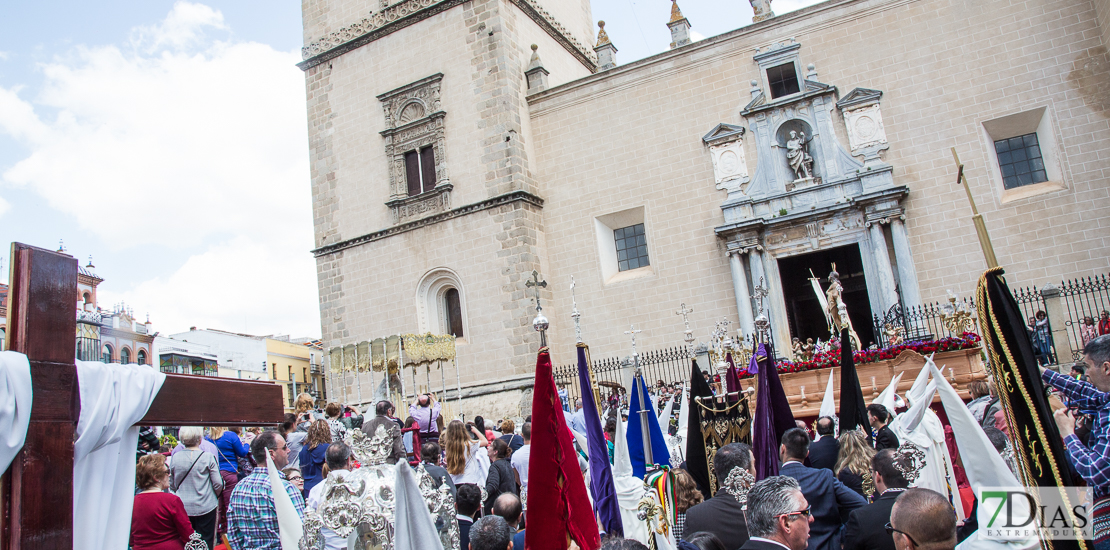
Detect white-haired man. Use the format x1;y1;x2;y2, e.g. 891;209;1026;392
740;476;812;550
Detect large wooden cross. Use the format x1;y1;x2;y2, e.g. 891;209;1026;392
1;243;284;550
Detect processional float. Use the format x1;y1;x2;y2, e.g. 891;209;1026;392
327;332;463;418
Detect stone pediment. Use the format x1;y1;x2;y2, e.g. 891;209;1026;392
741;80;836;116
836;88;883;110
702;123;746;146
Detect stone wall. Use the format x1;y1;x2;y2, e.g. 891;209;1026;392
526;0;1110;363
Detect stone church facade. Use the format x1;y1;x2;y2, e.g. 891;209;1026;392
301;0;1110;416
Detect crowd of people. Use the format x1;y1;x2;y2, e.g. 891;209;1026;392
127;334;1110;550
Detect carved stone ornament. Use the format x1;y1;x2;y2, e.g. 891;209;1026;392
702;123;749;196
300;429;460;550
378;74;452;222
836;88;888;165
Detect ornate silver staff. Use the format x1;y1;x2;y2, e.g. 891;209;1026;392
571;276;583;344
626;324;653;467
527;270;549;347
676;303;695;359
752;277;771;344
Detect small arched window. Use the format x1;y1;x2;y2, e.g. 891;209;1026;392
416;268;468;339
120;347;131;365
137;349;147;366
444;288;464;338
83;292;91;305
102;344;114;363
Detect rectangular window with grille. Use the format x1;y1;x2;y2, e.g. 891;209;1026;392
994;133;1048;189
767;62;800;99
615;223;649;272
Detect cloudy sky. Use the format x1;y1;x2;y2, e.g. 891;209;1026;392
0;0;820;339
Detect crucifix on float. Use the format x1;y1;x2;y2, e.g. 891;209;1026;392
2;243;283;550
675;303;695;358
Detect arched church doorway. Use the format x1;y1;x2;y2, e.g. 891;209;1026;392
777;243;876;348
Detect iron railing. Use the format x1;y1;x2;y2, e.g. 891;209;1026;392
1061;274;1110;362
870;298;978;348
553;346;693;403
76;336;101;362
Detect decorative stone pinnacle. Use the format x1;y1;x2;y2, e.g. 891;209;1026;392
525;44;550;92
596;21;611;47
669;0;687;23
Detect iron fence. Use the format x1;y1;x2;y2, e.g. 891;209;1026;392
1011;284;1056;365
870;298;978;348
1061;274;1110;362
553;345;693;403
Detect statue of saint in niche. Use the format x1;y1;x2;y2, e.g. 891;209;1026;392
786;130;814;180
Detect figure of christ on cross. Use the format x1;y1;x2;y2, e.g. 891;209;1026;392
1;243;284;550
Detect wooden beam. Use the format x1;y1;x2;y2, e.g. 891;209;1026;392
139;374;284;427
2;243;80;550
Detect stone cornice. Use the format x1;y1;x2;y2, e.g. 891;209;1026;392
312;190;545;257
713;184;908;237
506;0;596;70
298;0;596;72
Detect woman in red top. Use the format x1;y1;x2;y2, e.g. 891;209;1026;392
131;454;194;550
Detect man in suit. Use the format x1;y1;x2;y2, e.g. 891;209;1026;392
740;476;812;550
808;417;839;472
779;427;867;550
842;449;908;550
492;493;526;549
456;484;482;550
867;404;900;451
683;442;755;549
889;489;957;550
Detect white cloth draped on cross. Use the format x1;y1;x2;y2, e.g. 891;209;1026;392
73;360;166;550
0;351;33;475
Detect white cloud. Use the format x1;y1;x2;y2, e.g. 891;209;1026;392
130;1;228;52
0;52;10;61
97;236;320;337
0;3;320;337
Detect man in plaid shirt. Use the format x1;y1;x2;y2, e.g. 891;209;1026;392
1045;334;1110;549
227;431;305;550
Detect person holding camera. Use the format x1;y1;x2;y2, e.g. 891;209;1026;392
409;393;444;443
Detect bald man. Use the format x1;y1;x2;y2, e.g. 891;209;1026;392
888;488;957;550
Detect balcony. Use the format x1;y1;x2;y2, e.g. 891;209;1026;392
76;309;102;324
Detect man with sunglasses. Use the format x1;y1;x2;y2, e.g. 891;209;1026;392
842;449;908;550
741;476;812;550
778;427;866;550
886;488;957;550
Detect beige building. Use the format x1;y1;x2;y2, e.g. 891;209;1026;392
301;0;1110;418
267;337;328;411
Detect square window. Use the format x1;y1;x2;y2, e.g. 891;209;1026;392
614;223;650;272
767;62;801;99
994;132;1049;190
